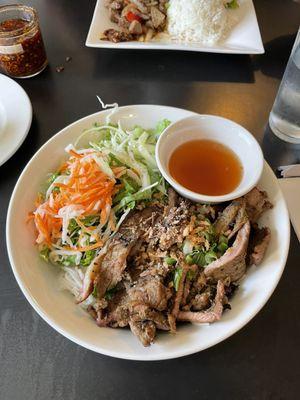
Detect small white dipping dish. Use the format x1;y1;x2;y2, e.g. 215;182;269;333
156;115;264;204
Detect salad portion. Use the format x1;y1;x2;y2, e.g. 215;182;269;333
30;118;170;269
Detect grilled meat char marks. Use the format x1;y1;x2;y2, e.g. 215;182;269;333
178;280;226;324
95;241;131;299
247;224;271;266
244;187;273;223
129;320;156;347
149;189;191;251
85;187;272;346
214;199;248;240
128;276;172;311
204;221;251;283
79;207;159;302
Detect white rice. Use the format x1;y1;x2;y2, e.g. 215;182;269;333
167;0;231;45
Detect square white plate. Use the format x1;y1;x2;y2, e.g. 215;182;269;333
86;0;264;54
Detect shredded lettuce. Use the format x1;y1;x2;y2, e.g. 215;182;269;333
38;118;170;269
87;119;170;196
81;250;96;267
37;113;232;290
59;255;77;266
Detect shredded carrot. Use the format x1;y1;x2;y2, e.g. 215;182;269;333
64;240;103;252
75;217;97;234
26;212;35;223
69;149;82;158
112;166;126;174
34;193;44;208
32;149;116;250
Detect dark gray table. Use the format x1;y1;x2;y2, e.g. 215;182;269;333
1;1;300;399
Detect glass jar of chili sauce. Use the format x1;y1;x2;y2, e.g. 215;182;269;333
0;5;47;78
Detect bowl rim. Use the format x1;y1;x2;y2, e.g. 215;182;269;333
156;114;264;203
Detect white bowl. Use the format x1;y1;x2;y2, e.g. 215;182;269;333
156;115;264;204
6;105;289;361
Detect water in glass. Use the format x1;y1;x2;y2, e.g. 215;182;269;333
269;29;300;143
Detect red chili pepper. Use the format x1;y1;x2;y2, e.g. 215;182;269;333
126;11;142;22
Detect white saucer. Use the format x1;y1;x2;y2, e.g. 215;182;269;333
0;74;32;166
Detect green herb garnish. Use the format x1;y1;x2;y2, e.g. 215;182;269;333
92;285;98;297
187;269;196;280
217;242;228;254
173;268;183;291
165;257;177;266
39;246;50;262
81;250;96;267
225;0;239;9
105;287;117;300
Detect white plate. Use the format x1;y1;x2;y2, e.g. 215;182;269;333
86;0;264;54
0;74;32;166
6;105;289;361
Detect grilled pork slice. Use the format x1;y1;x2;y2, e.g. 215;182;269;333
244;187;273;223
128;276;172;311
79;208;159;302
247;224;271;266
129;320;156;347
214;199;248;239
177;280;225;324
204;221;251;282
149;189;190;251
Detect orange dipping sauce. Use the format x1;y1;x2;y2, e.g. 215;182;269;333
169;139;243;196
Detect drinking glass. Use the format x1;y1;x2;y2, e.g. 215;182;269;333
269;28;300;143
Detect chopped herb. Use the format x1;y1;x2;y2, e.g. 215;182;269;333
192;251;206;267
173;267;183;291
203;223;215;243
185;254;194;265
187;269;196;280
186;244;218;268
68;218;79;233
67;219;81;244
217;234;229;254
82;215;99;226
59;255;77;266
81;250;96;267
225;0;239;9
105;287;117;300
217;242;228;254
219;234;228;245
92;285;98;297
47;172;59;185
165;257;177;266
39;246;50;262
204;250;218;265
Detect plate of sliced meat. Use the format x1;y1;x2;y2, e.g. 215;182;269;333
86;0;264;54
6;105;289;360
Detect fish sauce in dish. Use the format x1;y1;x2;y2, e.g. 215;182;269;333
169;139;243;196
